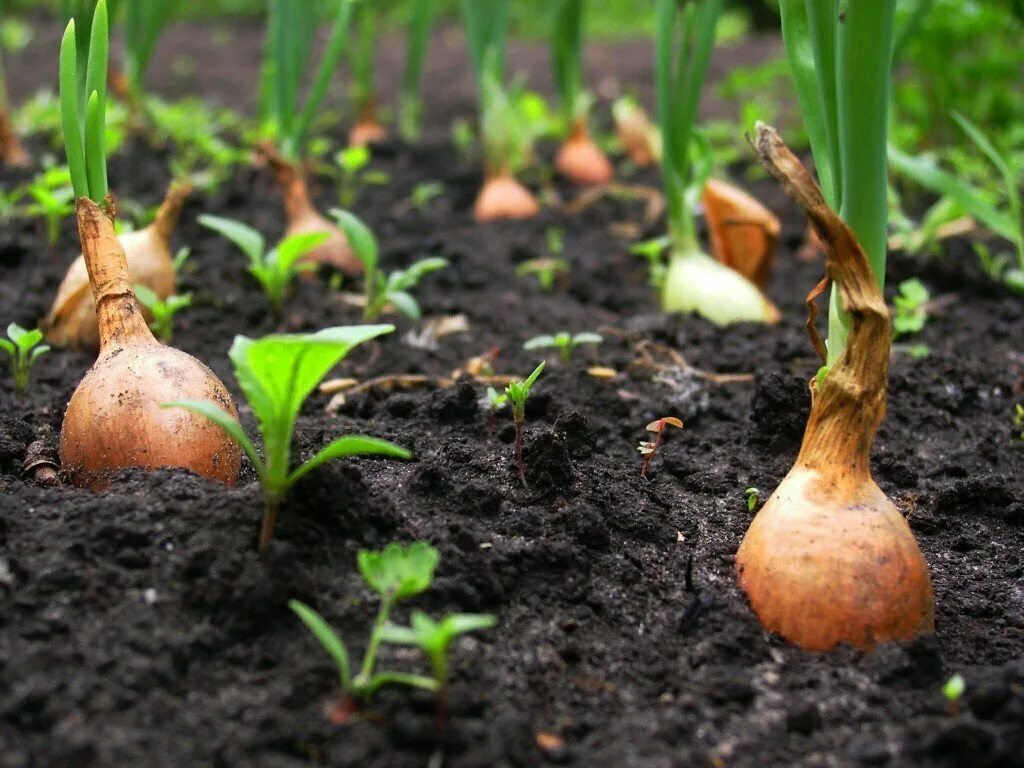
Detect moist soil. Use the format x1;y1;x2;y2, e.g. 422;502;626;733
2;18;1023;768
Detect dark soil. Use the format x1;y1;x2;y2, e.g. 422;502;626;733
2;18;1023;768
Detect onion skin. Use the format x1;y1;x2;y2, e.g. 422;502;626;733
349;102;387;147
473;172;540;222
44;183;190;350
264;146;361;276
555;120;614;186
0;108;30;168
736;125;933;652
59;198;241;490
702;178;779;288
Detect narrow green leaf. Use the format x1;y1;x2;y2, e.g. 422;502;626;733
385;290;420;320
289;600;352;690
288;435;412;485
161;399;264;477
60;19;89;200
198;214;265;265
330;209;378;273
84;90;107;203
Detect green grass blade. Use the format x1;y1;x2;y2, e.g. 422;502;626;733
59;20;89;200
294;0;354;154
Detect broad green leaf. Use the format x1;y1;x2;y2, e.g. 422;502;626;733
330;209;377;274
0;339;14;356
199;214;265;265
133;283;158;309
275;231;331;272
161;399;263;476
572;332;603;345
386;290;420;320
358;541;439;601
391;257;448;291
523;335;556;350
289;600;352;690
288;435;411;485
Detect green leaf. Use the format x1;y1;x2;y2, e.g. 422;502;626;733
523;361;545;389
274;231;331;272
199;214;266;265
160;399;263;477
523;335;557;350
439;612;497;638
572;332;603;346
391;258;448;291
59;21;88;200
288;435;411;485
338;145;370;172
133;282;158;309
377;623;420;645
358;541;439;601
0;339;14;357
289;600;352;691
385;290;420;320
330;209;377;274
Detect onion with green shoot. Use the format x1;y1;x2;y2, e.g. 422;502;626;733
260;0;360;275
348;1;386;147
461;0;540;221
654;0;778;325
55;0;241;489
736;1;934;652
550;0;613;186
399;0;434;143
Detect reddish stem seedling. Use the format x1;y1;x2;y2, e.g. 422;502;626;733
638;417;683;478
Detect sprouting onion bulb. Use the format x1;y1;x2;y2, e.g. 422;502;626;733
654;0;777;325
44;182;191;349
348;2;387;147
57;3;240;490
737;126;933;651
551;0;613;186
702;178;780;289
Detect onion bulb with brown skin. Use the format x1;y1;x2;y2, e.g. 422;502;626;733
258;142;362;277
59;197;241;490
43;182;191;350
612;96;660;167
348;101;387;148
702;178;780;289
555;119;613;186
473;170;540;222
735;125;933;652
0;108;30;168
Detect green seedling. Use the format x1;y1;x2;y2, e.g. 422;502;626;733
892;278;930;339
515;258;569;292
331;209;447;321
0;323;50;396
400;0;434;142
942;672;966;713
638;416;683;478
289;542;440;715
450;117;475;159
409;181;445;211
745;487;760;513
23;167;75;245
172;245;191;275
505;362;545;487
133;284;191;343
198;214;325;318
1014;404;1023;441
163;326;410;552
523;331;602;363
545;226;565;255
335;145;390;208
484;385;508;440
630;236;671;290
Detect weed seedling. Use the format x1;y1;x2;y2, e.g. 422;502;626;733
892;278;930;339
744;487;760;513
409;181;445;211
942;672;966;714
289;542;441;715
198;214;327;318
332;209;447;321
638;417;683;478
164;326;411;552
1014;404;1023;441
505;362;545;487
523;331;602;363
0;323;49;396
630;236;671;290
335;145;390;208
515;258;569;292
484;385;508;440
24;170;75;246
133;284;192;343
171;246;191;275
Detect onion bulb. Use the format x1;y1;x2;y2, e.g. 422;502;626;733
736;125;933;652
702;178;780;289
473;171;540;222
59;198;241;490
0;109;31;168
261;144;361;276
44;182;190;350
349;102;387;148
661;249;780;325
612;97;661;167
555;119;613;186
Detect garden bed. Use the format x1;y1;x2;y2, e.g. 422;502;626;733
1;19;1022;768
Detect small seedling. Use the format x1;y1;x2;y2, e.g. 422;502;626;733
198;214;326;318
630;236;670;290
164;326;410;552
892;278;931;339
171;246;191;275
515;258;569;292
1014;404;1023;441
942;672;966;713
744;487;760;513
332;209;447;321
23;168;75;245
335;145;390;208
545;226;565;255
450;117;475;159
524;331;602;364
505;362;545;487
638;417;683;478
289;542;440;711
0;323;50;396
484;385;508;440
133;284;192;343
409;181;445;211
